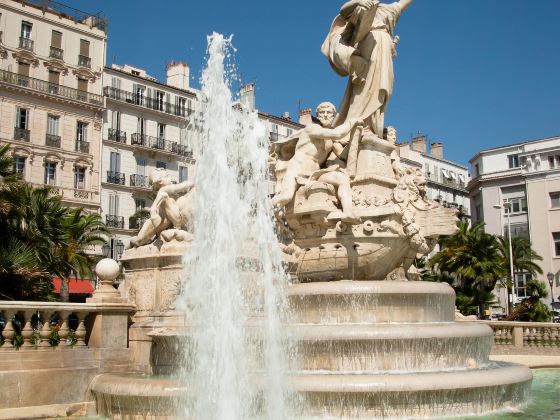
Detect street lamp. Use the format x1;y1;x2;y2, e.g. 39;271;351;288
101;239;125;260
494;202;515;316
547;272;555;323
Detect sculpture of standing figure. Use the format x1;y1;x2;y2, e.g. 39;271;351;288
130;168;194;247
322;0;413;138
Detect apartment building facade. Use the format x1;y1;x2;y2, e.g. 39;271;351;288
467;135;560;310
398;134;470;218
101;62;197;249
0;0;106;210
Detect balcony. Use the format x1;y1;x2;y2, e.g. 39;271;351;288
19;37;34;51
14;127;30;142
131;133;193;158
130;174;150;188
49;46;64;60
103;86;193;118
75;140;90;154
45;134;61;148
0;70;103;107
129;217;148;230
106;171;125;185
78;55;91;68
106;215;124;229
108;128;127;144
425;172;466;191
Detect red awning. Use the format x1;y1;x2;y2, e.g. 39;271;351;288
52;278;95;295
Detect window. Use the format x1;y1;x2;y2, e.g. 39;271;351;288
16;108;29;129
505;223;529;240
137;117;146;136
47;115;59;135
135;199;146;211
131;70;140;76
134;84;145;105
475;204;482;222
179;166;188;182
51;30;62;48
111;111;121;131
551;192;560;209
554;232;560;257
503;197;527;214
48;71;60;93
111;76;121;90
515;273;532;299
155;91;165;111
475;163;480;176
44;162;56;185
177;97;187;116
76;121;88;142
109;194;119;216
13;157;25;177
157;123;165;139
74;167;86;189
156;161;166;169
287;128;293;137
17;62;30;85
79;39;90;57
508;154;520;169
551;155;560;169
77;78;88;93
21;21;32;39
136;158;146;176
110;152;121;173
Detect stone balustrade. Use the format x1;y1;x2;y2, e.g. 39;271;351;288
486;321;560;354
0;301;134;351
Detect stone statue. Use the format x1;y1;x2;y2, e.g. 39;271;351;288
271;102;363;223
129;168;194;248
322;0;413;138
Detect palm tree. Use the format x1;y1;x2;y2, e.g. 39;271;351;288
497;235;543;314
429;222;506;317
506;279;551;322
55;208;109;302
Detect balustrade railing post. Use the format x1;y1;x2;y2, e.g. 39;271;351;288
0;310;16;350
513;326;524;348
20;310;35;348
74;312;88;347
38;310;54;349
58;311;71;348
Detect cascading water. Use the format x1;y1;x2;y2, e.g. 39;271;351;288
177;33;289;420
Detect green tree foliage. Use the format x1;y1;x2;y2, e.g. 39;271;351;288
0;146;108;301
507;279;551;322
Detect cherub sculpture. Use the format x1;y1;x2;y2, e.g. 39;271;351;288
129;168;194;247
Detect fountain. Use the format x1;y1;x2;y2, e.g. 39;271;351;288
90;1;532;418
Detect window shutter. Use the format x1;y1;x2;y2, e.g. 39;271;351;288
79;39;90;56
48;71;59;84
18;62;30;76
51;30;62;48
77;78;88;92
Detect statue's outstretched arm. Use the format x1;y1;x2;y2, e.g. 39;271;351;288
307;119;359;140
160;180;194;196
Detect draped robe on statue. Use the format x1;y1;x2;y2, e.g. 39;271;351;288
322;2;405;138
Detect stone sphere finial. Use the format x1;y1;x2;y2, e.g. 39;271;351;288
95;258;120;282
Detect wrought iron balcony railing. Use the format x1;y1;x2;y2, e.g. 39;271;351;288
75;140;90;154
103;86;193;118
49;46;64;60
0;70;103;107
105;215;124;229
14;127;30;142
129;217;148;230
19;37;34;51
108;128;126;144
78;55;91;68
45;134;61;148
106;171;125;185
130;133;193;158
130;174;150;188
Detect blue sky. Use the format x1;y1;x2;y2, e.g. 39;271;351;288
70;0;560;166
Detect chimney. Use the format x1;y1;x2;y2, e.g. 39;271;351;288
282;111;290;120
430;142;444;159
411;134;427;154
299;108;312;126
240;83;256;111
166;61;189;90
